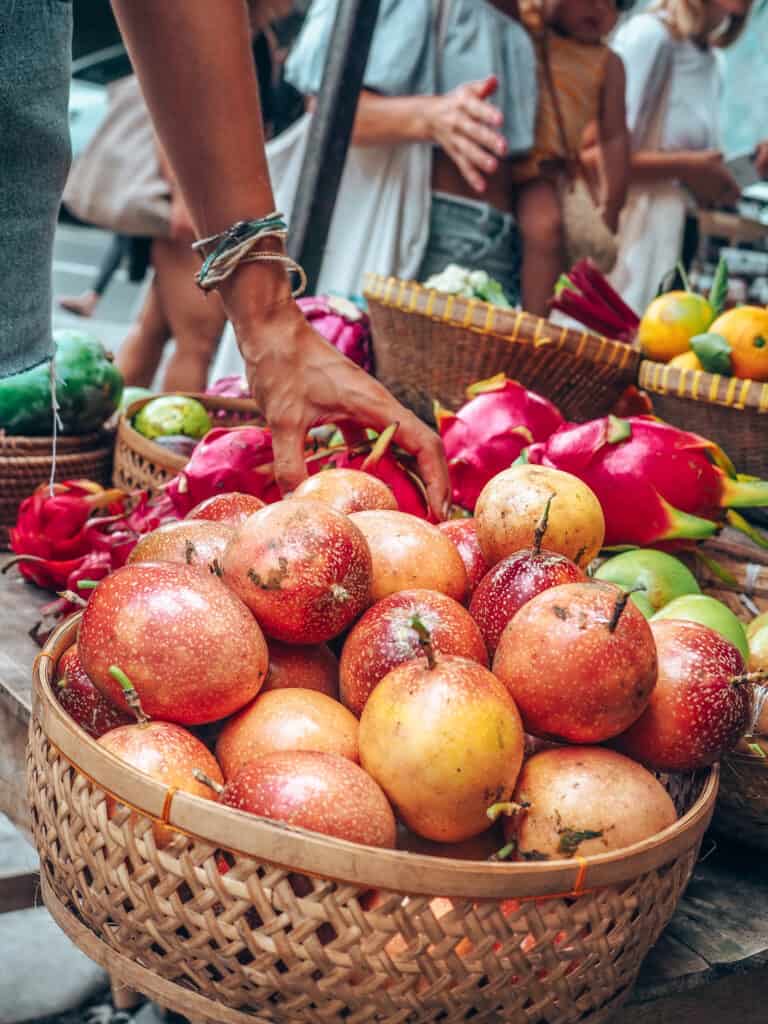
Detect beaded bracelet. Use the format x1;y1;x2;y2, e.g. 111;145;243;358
192;212;307;295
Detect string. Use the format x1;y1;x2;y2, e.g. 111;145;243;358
48;356;62;496
192;213;307;295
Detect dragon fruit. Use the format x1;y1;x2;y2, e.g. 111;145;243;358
316;423;430;519
435;375;564;511
167;425;281;516
297;295;373;372
525;415;768;547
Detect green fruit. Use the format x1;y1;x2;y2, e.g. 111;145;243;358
594;549;700;618
119;386;154;412
651;594;749;662
0;328;123;435
133;395;212;440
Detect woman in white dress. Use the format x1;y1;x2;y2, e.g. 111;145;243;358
608;0;751;315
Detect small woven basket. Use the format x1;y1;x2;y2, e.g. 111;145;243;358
692;532;768;850
112;394;264;492
29;615;717;1024
364;274;640;424
639;360;768;478
0;432;113;549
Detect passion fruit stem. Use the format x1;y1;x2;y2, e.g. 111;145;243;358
108;665;149;726
489;841;516;862
732;670;768;688
409;613;436;669
56;589;89;608
486;801;524;823
533;495;554;556
608;585;645;633
192;768;225;795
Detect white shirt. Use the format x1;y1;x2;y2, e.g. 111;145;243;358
612;13;721;152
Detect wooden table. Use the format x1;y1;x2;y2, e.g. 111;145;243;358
1;570;767;1012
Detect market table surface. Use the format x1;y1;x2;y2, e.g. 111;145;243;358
1;568;767;1013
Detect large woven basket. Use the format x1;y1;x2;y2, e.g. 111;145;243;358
364;274;640;425
0;431;113;549
29;615;717;1024
692;532;768;850
639;360;768;478
113;394;263;492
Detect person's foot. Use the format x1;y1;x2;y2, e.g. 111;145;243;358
58;290;99;318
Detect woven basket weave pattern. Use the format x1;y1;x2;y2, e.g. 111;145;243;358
639;360;768;479
715;755;768;851
364;275;640;425
112;395;264;493
0;432;113;548
28;618;716;1024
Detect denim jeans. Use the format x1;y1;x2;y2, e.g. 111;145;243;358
0;0;73;377
418;192;522;306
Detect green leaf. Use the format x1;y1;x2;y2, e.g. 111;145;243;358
606;415;632;444
708;256;729;318
691;333;732;375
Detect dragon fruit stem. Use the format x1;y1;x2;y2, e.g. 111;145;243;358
658;498;719;542
720;476;768;509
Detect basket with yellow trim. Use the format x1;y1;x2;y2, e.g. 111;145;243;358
639;361;768;480
28;613;718;1024
364;274;641;425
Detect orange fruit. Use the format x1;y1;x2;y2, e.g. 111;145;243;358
668;350;703;371
709;306;768;381
638;291;714;362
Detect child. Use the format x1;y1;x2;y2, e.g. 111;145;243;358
513;0;631;316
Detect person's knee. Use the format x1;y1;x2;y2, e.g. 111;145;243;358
523;198;563;252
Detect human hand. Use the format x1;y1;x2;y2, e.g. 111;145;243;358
601;200;621;234
426;75;507;193
231;299;451;519
755;141;768;180
680;150;741;208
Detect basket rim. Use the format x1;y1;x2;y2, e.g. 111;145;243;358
0;430;110;453
117;392;265;475
34;614;718;899
363;273;641;373
639;358;768;412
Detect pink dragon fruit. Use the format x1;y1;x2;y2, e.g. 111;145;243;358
435;374;564;511
315;423;431;519
525;415;768;547
297;296;373;372
167;426;281;516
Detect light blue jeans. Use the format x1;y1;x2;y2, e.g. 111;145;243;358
0;0;73;377
418;192;521;305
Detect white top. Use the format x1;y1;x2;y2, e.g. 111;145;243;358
611;12;721;152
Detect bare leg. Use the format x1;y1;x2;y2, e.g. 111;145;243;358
516;177;564;318
151;237;226;392
115;279;171;387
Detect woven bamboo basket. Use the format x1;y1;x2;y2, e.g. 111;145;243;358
691;532;768;850
639;360;768;478
112;394;263;492
0;431;113;548
363;274;640;425
29;615;716;1024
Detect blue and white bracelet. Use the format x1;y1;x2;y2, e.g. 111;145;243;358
192;212;307;295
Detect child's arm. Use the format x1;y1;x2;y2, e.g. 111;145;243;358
596;51;629;233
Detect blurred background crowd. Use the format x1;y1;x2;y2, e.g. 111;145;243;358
60;0;768;394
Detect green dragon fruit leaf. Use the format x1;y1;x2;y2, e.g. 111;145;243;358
720;475;768;509
726;510;768;548
708;256;729;318
606;416;632;444
691;333;732;375
658;495;719;542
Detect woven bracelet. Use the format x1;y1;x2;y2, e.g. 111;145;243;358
192;213;307;295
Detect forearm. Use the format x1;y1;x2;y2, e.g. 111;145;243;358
351;90;435;146
629;151;692;185
597;134;629;210
111;1;286;315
